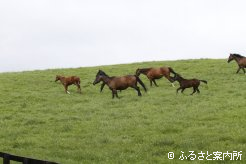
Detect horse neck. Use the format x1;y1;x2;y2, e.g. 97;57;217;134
101;76;111;84
139;68;151;75
176;76;185;84
233;56;242;63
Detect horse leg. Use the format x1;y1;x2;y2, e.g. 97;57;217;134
242;67;246;74
153;79;159;87
111;89;115;99
116;91;119;98
164;75;175;87
111;89;118;99
171;83;175;87
149;79;153;86
132;86;142;96
64;85;67;94
181;88;185;93
236;67;241;73
65;85;70;94
190;87;196;95
113;89;119;99
76;83;81;93
176;87;182;94
100;83;105;92
197;87;200;94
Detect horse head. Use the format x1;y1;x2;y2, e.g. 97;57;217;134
93;70;106;85
135;68;141;76
55;75;61;82
173;73;183;81
227;54;234;63
93;75;104;85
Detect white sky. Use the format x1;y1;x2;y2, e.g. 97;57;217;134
1;0;246;72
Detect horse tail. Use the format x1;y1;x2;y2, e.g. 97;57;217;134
200;80;207;84
135;76;147;92
168;67;177;75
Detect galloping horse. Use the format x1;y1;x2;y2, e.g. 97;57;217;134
227;53;246;74
55;75;81;94
95;70;116;92
135;67;177;87
93;70;147;98
173;74;207;95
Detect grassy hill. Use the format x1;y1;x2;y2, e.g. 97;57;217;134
0;59;245;163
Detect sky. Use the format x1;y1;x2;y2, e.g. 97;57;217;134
1;0;246;72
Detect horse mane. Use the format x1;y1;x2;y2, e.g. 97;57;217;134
232;54;245;58
98;70;109;77
138;68;152;73
176;74;185;80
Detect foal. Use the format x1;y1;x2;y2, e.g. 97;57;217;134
135;67;177;87
55;75;81;94
93;72;147;98
227;53;246;74
173;74;207;95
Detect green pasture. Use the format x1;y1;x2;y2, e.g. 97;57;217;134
0;59;245;163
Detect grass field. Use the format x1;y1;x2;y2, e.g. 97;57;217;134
0;59;245;163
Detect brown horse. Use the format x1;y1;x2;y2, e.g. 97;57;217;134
93;71;147;98
95;70;117;92
55;75;81;94
173;74;207;95
228;53;246;74
135;67;177;87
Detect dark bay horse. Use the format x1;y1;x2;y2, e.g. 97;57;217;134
173;74;207;95
135;67;177;87
227;53;246;74
55;75;81;94
93;70;147;98
95;70;116;92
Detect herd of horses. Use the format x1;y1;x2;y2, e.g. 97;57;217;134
55;54;246;98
